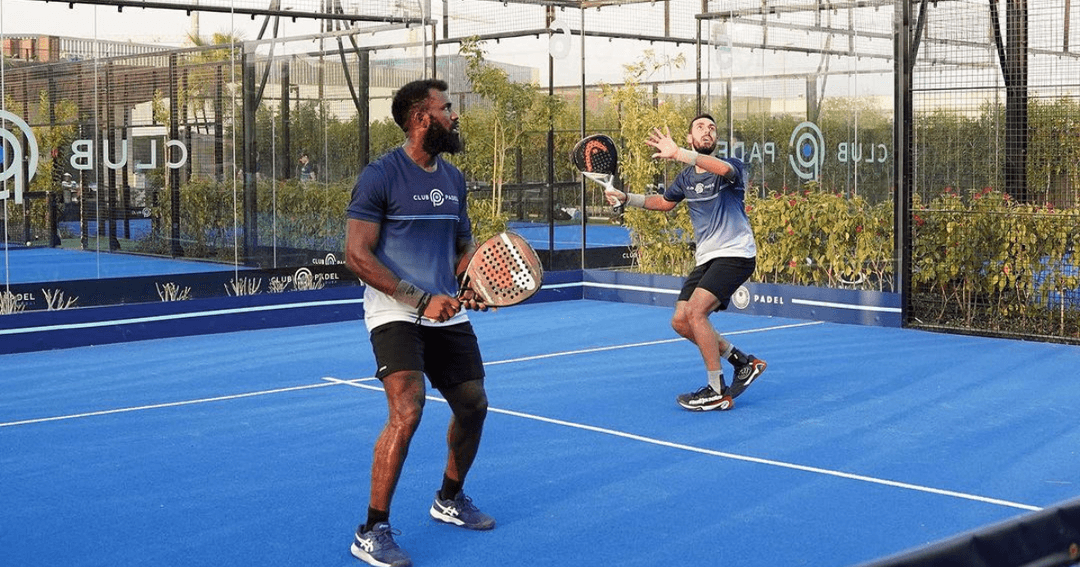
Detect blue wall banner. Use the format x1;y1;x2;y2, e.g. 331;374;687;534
582;270;901;327
1;269;897;354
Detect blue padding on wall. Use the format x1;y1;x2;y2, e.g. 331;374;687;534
0;270;587;354
856;495;1080;567
531;269;584;303
0;287;366;355
1;268;898;354
583;270;901;327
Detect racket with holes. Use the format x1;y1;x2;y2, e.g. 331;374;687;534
570;134;622;213
459;231;543;307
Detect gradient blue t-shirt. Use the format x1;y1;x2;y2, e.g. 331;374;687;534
663;157;757;265
347;147;473;330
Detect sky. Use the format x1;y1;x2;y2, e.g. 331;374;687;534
0;0;744;89
1;0;896;98
1;0;320;46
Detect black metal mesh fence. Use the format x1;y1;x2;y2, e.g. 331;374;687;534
3;0;1080;343
909;0;1080;342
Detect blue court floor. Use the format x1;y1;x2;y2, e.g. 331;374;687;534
1;246;235;284
2;300;1080;566
2;223;628;285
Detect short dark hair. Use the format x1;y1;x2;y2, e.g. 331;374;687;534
391;79;449;132
689;113;716;132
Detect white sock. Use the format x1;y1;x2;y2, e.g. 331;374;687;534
707;369;726;394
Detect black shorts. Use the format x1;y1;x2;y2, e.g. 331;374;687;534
368;321;485;389
678;257;756;312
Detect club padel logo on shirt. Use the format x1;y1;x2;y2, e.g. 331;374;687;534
413;188;459;207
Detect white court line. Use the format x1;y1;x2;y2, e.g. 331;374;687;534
0;322;816;428
486;320;824;365
323;376;1042;513
0;381;353;428
791;297;902;313
583;281;681;294
0;298;366;336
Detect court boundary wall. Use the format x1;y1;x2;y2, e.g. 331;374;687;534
855;496;1080;567
0;269;900;355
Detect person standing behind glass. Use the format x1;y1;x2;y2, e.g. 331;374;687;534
298;152;316;182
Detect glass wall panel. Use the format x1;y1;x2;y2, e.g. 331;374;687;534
2;0;896;320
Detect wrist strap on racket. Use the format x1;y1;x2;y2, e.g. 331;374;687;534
415;292;432;324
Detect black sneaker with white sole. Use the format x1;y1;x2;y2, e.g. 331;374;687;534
726;357;767;399
676;385;734;411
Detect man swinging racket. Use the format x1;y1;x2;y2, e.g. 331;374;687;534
603;113;768;412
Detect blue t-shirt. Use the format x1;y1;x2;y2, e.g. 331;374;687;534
663;157;757;265
347;147;473;330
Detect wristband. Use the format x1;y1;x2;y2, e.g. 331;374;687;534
392;279;427;309
678;148;699;167
625;193;647;209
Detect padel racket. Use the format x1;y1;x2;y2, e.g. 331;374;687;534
460;231;543;307
570;134;622;213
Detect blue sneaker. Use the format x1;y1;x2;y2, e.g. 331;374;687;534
350;522;412;567
429;491;496;530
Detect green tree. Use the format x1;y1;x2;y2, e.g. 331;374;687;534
457;37;565;222
182;33;243;139
600;50;698;275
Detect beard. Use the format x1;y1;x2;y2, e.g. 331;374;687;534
422;118;463;156
693;139;717;156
